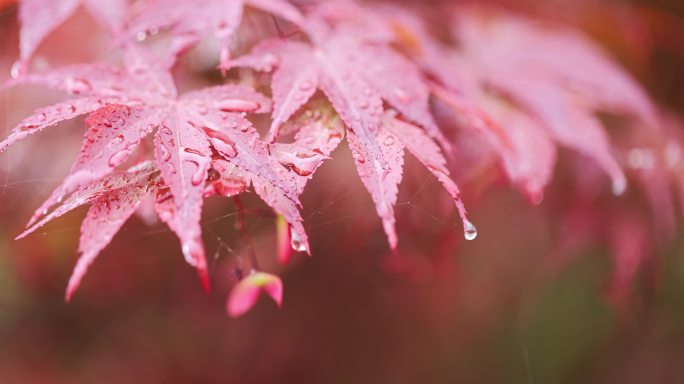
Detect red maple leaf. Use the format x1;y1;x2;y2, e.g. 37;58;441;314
13;0;128;77
2;45;309;299
230;18;472;249
123;0;304;68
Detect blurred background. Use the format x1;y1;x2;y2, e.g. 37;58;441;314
1;0;684;383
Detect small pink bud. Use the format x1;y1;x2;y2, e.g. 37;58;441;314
227;272;283;318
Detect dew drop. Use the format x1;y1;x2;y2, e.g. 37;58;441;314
204;128;238;158
383;136;395;146
66;78;92;94
299;81;313;91
160;126;172;136
291;231;307;252
218;99;259;112
352;150;366;164
182;240;202;267
108;150;130;167
207;168;220;182
463;219;478;241
37;113;47;122
159;144;171;161
190;162;207;186
393;88;411;104
665;143;681;168
183;147;204;157
111;135;125;145
530;190;544;206
612;177;627;196
359;100;370;109
20;123;39;131
10;61;25;79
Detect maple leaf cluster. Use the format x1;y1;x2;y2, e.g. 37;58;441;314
1;0;682;316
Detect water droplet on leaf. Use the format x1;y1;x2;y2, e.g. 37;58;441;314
108;150;131;167
66;78;92;94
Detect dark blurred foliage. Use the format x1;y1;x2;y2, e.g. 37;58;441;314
1;0;684;383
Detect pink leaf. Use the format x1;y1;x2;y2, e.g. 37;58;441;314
126;0;302;68
194;110;309;253
29;104;163;226
15;0;128;76
383;113;474;238
272;104;345;193
154;108;212;288
17;162;159;240
82;0;128;33
7;45;297;294
67;168;153;301
181;84;273;114
444;7;657;194
0;97;105;153
16;0;80;70
231;23;463;248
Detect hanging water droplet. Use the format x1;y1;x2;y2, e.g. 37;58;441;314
291;231;307;252
530;190;544;206
612;177;627;196
182;240;202;267
463;219;478;241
